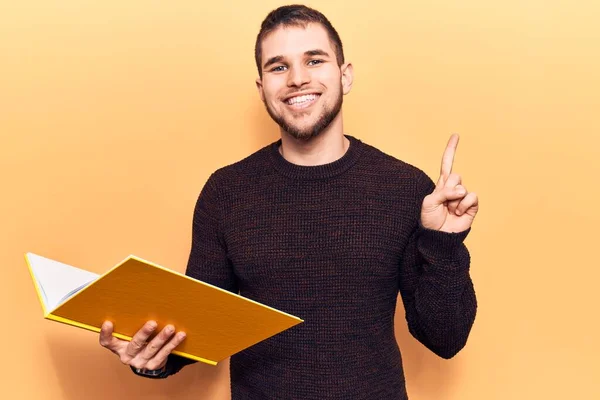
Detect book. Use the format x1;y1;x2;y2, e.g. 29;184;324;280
25;252;303;365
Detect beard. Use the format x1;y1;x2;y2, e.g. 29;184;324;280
263;86;343;141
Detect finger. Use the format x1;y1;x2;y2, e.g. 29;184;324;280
147;331;188;370
440;134;459;181
447;184;466;214
455;192;479;216
436;171;461;191
443;173;461;189
139;324;177;361
432;184;466;204
435;174;445;189
99;321;122;353
125;320;158;358
441;173;463;214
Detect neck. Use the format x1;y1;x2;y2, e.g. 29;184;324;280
278;112;348;166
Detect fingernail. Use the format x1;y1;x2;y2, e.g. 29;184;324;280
166;325;174;334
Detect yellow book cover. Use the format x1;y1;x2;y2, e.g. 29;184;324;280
25;252;303;366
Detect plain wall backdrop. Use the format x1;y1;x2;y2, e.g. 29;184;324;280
1;0;599;399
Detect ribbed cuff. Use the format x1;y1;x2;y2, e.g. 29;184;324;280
416;221;471;259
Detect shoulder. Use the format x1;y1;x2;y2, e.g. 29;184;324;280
192;142;275;214
210;141;274;182
199;141;277;200
357;138;435;191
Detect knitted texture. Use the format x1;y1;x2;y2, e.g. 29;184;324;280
164;135;477;399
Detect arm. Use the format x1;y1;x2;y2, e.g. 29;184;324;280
135;171;238;378
398;171;477;359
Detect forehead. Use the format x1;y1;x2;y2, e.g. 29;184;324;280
261;23;334;59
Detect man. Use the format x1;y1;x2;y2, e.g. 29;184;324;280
100;4;478;399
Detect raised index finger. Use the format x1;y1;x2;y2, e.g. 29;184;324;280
440;134;459;181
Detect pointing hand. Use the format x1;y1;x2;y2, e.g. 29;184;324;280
420;134;479;233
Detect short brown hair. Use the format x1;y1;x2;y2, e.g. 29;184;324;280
255;5;345;77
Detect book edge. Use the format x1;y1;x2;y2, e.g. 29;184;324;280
58;253;303;323
24;253;49;316
28;252;304;363
126;254;305;322
45;313;218;365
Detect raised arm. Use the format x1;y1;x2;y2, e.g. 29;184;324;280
398;134;478;358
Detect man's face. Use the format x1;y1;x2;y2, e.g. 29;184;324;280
256;23;353;140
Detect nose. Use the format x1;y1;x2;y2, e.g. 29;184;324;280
286;65;310;88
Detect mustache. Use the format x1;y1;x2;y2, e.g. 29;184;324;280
281;90;321;101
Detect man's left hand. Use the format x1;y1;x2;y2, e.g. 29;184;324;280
420;134;479;233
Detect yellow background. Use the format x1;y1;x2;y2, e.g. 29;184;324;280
1;0;598;399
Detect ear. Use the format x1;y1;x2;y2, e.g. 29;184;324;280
340;62;354;95
256;77;265;102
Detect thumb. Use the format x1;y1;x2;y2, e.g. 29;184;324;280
99;321;120;351
428;185;467;205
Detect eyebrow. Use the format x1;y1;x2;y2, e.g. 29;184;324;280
262;49;331;70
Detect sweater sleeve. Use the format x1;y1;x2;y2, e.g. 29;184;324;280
397;171;477;359
135;172;238;378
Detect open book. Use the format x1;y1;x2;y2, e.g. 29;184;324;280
25;252;303;365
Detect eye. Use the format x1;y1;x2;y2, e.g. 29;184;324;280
308;59;324;66
270;65;287;72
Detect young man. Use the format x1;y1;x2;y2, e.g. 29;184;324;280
100;5;478;399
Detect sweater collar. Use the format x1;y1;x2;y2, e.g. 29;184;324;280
268;134;365;180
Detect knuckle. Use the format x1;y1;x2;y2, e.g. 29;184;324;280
130;339;145;351
160;331;172;341
162;339;179;353
157;334;172;346
126;348;138;357
146;342;161;354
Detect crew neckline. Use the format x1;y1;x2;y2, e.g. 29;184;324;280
268;134;365;180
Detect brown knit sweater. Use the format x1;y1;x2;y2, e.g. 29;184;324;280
157;135;477;399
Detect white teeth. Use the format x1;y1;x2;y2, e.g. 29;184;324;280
286;94;318;105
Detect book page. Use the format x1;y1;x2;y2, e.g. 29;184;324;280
26;253;99;313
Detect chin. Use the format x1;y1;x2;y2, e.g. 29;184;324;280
284;120;325;141
287;130;320;141
265;97;341;141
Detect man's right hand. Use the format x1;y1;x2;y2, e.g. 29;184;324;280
99;320;187;371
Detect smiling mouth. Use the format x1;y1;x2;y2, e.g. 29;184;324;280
284;93;321;110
